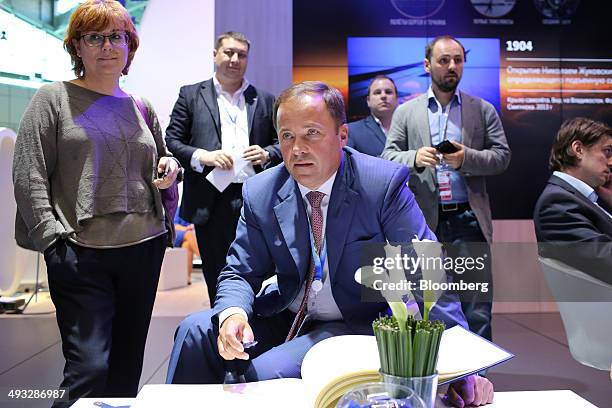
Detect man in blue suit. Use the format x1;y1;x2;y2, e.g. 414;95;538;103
348;75;399;157
166;82;493;407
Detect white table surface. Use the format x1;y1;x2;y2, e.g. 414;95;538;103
72;397;133;407
74;384;599;408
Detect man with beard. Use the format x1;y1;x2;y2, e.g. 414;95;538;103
382;36;510;341
347;75;399;157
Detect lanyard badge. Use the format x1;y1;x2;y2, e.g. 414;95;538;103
306;216;326;295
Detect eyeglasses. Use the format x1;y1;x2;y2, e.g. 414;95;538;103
80;32;129;47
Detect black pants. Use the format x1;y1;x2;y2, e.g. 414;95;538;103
194;183;243;304
45;235;166;407
436;208;493;341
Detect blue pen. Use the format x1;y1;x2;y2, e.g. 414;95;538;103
94;402;130;408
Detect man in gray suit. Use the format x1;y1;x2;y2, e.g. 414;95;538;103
382;36;511;340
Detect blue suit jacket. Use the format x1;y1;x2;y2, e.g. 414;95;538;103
347;115;387;157
214;148;467;334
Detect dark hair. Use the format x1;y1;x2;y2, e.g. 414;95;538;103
367;75;398;96
215;31;250;51
425;35;466;62
550;117;612;171
64;0;139;78
273;81;346;130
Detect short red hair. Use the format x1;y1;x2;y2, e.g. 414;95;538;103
63;0;139;78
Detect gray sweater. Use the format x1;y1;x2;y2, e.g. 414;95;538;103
13;81;167;251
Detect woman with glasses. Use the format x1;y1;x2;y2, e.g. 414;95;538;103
12;1;180;406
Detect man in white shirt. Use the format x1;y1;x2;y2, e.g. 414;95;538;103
166;32;281;302
166;81;494;408
534;117;612;284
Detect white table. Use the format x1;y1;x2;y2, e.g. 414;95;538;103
75;382;599;407
72;397;133;407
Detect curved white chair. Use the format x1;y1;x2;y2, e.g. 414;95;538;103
0;127;20;296
539;256;612;371
158;248;189;291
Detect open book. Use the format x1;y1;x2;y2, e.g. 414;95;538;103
301;324;514;408
130;325;512;408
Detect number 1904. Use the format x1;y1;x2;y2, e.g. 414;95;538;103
506;40;534;52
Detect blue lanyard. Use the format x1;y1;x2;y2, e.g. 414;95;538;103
305;211;327;288
221;100;238;125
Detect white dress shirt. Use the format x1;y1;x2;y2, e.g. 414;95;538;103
219;172;344;327
190;75;254;182
554;171;611;218
288;172;343;321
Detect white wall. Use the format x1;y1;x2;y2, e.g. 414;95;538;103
215;0;293;96
124;0;215;130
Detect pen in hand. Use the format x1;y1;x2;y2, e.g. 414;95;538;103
223;340;258;385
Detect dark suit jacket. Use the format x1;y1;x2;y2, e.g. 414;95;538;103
214;148;467;334
347;115;387;157
534;174;612;284
165;79;281;226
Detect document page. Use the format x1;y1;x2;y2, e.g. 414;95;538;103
205;154;250;192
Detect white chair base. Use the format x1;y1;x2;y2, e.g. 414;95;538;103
158;248;189;291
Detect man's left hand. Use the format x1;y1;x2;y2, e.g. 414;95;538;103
243;145;269;166
442;141;465;170
444;375;494;407
154;157;180;189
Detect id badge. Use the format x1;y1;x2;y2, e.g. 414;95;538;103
440;187;452;201
437;170;451;188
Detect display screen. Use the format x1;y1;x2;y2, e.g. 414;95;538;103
293;0;612;219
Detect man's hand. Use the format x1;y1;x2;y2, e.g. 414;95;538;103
444;375;494;407
596;173;612;208
415;147;441;168
243;145;269;166
199;150;234;170
153;157;180;189
442;141;465;170
218;314;254;361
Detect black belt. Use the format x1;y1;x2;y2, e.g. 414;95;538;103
439;202;471;214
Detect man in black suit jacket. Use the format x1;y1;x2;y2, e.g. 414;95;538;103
534;117;612;284
347;75;398;157
166;32;281;301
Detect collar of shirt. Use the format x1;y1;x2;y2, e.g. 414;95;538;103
371;114;387;135
427;86;461;112
553;171;597;202
297;171;337;203
213;75;250;104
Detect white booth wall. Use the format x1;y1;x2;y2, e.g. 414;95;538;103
124;0;216;131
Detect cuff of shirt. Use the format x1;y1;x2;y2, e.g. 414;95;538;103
218;307;248;329
190;149;205;173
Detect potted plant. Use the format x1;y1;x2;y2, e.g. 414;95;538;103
373;311;444;407
360;239;448;407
